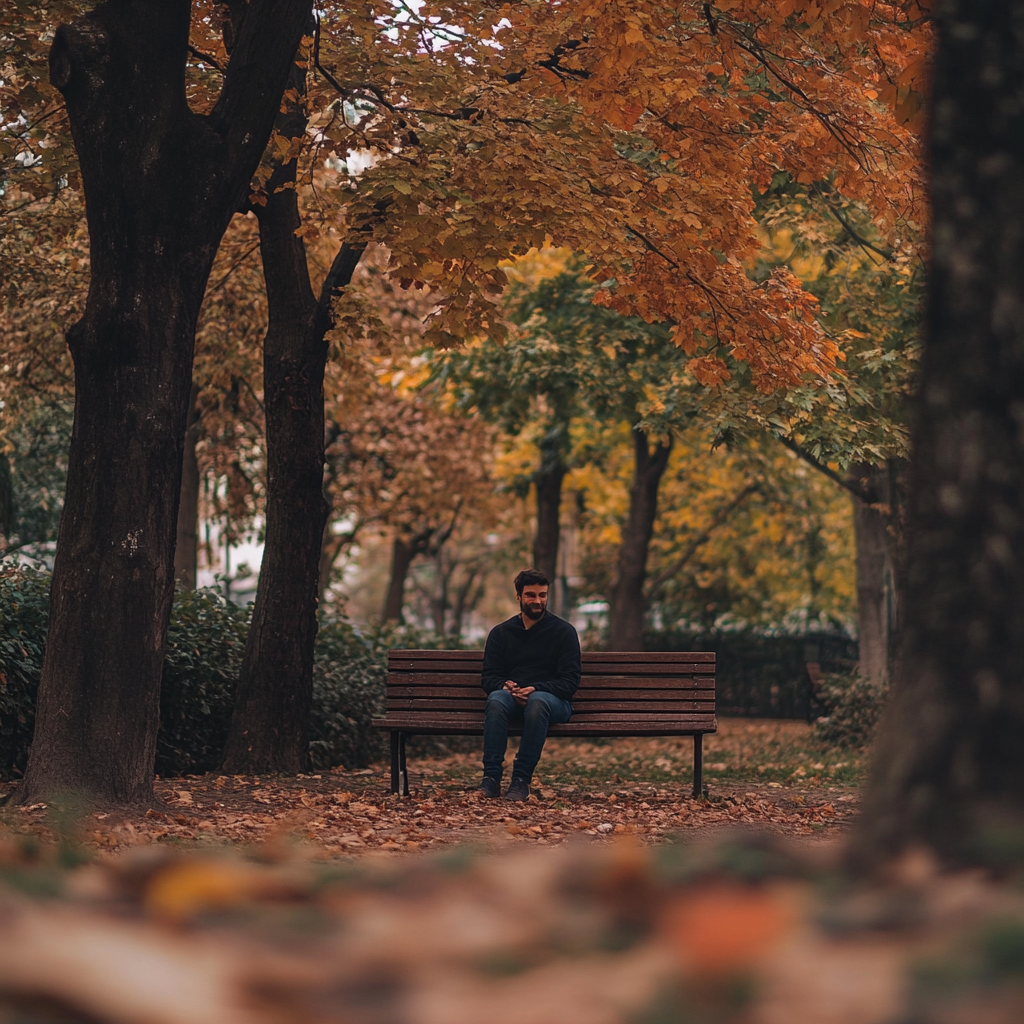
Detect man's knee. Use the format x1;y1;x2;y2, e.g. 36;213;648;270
524;692;553;721
486;689;515;717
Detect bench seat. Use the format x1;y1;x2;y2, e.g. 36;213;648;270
372;649;716;796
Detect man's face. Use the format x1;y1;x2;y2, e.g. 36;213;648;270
518;584;549;620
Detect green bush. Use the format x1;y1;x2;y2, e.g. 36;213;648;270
0;565;49;777
157;588;250;776
813;671;889;748
0;565;461;779
308;621;388;771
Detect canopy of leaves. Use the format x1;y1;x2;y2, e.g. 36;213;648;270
3;1;928;400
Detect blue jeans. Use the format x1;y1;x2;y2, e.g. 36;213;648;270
482;688;572;783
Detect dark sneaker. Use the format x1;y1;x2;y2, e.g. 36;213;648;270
505;777;530;802
479;776;501;798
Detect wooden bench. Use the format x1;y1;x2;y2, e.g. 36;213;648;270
372;649;717;797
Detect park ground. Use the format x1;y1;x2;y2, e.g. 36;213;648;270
1;718;864;854
6;723;1024;1024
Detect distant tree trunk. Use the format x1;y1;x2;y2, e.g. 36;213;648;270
174;384;201;590
849;462;903;686
853;0;1024;868
450;568;484;642
608;430;672;651
533;425;568;585
852;494;889;684
222;50;364;775
318;522;352;604
383;534;418;623
430;548;449;636
20;0;308;805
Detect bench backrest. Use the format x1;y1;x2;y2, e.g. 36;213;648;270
384;650;716;733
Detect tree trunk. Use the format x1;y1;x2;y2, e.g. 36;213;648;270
852;494;889;685
20;0;309;805
431;548;449;636
222;52;364;774
174;384;201;590
383;535;418;623
608;430;672;651
533;426;568;585
318;523;351;604
849;462;902;687
853;0;1024;868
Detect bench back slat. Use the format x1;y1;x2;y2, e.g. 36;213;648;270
389;658;714;677
387;650;714;663
386;687;714;701
387;700;716;713
389;676;714;692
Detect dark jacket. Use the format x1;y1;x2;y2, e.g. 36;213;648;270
480;611;581;703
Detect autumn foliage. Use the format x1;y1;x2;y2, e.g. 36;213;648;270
3;2;927;396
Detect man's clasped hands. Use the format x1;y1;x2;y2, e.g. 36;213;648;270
503;679;535;706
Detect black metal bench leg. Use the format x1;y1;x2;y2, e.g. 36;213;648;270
387;733;399;794
692;733;704;798
398;731;409;797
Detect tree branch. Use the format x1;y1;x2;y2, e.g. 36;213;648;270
211;0;311;184
818;196;895;262
187;43;226;74
773;434;874;502
314;242;367;333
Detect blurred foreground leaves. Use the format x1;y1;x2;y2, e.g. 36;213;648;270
0;828;1023;1024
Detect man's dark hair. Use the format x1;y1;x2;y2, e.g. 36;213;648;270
514;568;549;595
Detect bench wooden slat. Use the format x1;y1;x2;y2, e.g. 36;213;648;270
386;676;715;693
385;687;715;701
389;660;716;676
373;714;716;731
387;698;715;711
373;713;716;724
386;650;714;663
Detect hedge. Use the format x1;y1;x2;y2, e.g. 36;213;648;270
644;628;859;720
0;566;455;780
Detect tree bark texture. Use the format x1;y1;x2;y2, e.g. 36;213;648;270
21;0;310;805
533;426;568;586
852;492;890;685
608;431;672;651
853;0;1024;867
174;384;201;590
849;462;904;687
222;57;364;774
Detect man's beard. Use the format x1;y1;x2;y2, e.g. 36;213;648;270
521;603;545;621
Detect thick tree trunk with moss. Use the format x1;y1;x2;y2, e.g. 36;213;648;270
19;0;309;806
608;430;672;651
854;1;1024;868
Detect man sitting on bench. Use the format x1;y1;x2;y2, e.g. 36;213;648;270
479;569;582;801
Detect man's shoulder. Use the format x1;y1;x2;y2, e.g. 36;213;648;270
541;612;580;639
487;614;523;638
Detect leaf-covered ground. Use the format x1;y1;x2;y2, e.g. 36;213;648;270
2;719;864;855
5;720;1024;1024
0;822;1021;1024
